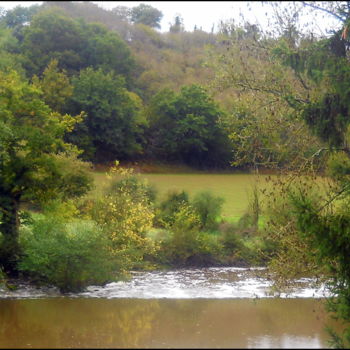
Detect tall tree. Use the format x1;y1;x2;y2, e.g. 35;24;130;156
146;84;231;167
207;19;322;171
213;2;350;346
0;70;92;275
169;15;185;33
20;7;135;82
67;68;145;162
130;4;163;29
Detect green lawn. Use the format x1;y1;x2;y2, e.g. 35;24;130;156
92;172;272;221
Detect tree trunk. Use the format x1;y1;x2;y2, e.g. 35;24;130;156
0;193;21;276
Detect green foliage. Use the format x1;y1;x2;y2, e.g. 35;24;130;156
146;84;232;168
224;102;321;170
272;31;350;152
20;7;84;76
154;189;230;266
263;175;326;288
165;203;202;265
155;190;189;227
109;175;157;205
0;5;40;29
20;7;135;79
218;211;274;266
79;21;136;84
0;69;90;274
80;164;157;270
0;264;5;288
208;31;324;171
130;4;163;29
158;203;222;266
45;152;93;200
303;92;350;148
169;15;185;33
218;223;246;263
258;6;350;344
32;59;73;113
156;189;223;230
0;27;26;74
326;151;350;180
192;191;224;231
18;210;116;293
67;68;145;162
290;191;350;347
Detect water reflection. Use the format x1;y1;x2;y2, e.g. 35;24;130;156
0;298;339;348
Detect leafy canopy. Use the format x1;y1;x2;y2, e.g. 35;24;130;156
146;84;231;167
67;67;145;162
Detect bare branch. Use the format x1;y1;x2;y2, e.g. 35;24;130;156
301;1;347;23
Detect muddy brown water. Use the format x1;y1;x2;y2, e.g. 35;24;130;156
0;267;342;349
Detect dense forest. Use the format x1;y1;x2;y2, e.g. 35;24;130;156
1;1;350;347
0;1;323;169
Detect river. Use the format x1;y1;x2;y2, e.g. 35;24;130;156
0;267;340;348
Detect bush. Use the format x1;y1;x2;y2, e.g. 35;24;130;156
218;223;246;265
109;175;157;204
158;203;222;266
155;190;224;231
190;232;223;266
19;214;116;293
155;190;189;227
192;191;224;231
155;203;198;266
81;164;157;270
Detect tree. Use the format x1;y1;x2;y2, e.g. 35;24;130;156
20;7;83;76
202;3;350;345
278;15;350;348
207;18;326;171
32;59;73;113
67;68;145;162
229;2;350;346
169;15;184;33
0;4;40;40
0;27;25;74
0;70;92;275
79;21;136;86
217;89;322;171
146;84;231;167
111;6;131;22
20;7;135;81
0;5;39;28
130;4;163;29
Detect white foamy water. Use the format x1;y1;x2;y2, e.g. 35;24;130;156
0;267;329;299
77;267;329;299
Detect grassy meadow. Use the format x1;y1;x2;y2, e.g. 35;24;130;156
92;171;273;221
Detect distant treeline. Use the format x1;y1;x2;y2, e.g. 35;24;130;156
0;2;236;168
0;1;327;170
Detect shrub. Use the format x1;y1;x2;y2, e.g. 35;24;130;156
155;190;190;227
81;163;158;270
192;191;224;231
19;214;116;293
158;203;222;266
109;175;157;204
218;223;246;265
190;232;223;266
